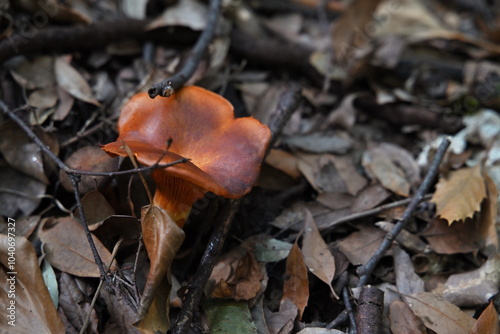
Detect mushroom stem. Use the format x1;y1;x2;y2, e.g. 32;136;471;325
152;171;207;227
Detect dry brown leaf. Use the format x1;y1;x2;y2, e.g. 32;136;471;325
431;165;487;224
264;298;298;334
316;192;353;210
210;251;266;301
470;301;500;334
405;291;476;334
362;143;419;197
302;209;337;298
337;224;385;265
79;190;115;225
282;242;309;319
423;217;489;255
38;216;118;277
389;300;427;334
0;235;65;333
331;0;383;62
58;272;98;333
53;86;75;121
59;146;118;194
321;93;358;131
0;167;46;217
55;57;100;106
28;87;58;109
393;245;424;296
265;149;301;179
8;56;55;90
349;184;391;213
297;154;366;195
286;132;353;154
135;205;185;332
0;121;50;184
147;0;207;31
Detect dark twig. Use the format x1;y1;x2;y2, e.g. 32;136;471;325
357;137;451;286
327;310;348;330
2;103;188;177
148;0;223;98
326;272;349;329
70;174;107;279
267;83;302;149
0;19;150;64
343;287;357;334
320;194;433;233
172;199;240;334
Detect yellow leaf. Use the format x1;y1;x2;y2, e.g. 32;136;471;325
431;165;486;224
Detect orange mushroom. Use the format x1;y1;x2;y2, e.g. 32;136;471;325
102;86;271;227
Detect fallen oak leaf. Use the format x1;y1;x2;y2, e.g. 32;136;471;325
431;165;486;224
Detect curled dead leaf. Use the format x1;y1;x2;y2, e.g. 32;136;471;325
136;205;185;332
282;242;309;319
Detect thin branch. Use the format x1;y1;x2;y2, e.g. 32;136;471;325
1;102;188;177
79;238;124;334
70;174;107;279
148;0;223;98
0;19;151;64
357;137;451;286
319;194;433;233
172;199;240;334
343;287;357;334
267;83;302;150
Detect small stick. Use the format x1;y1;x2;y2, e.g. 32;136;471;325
343;287;357;334
267;83;302;149
148;0;223;98
357;137;450;286
320;194;433;233
172;199;240;334
79;238;124;334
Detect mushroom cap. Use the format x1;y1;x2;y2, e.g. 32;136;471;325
102;86;271;198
